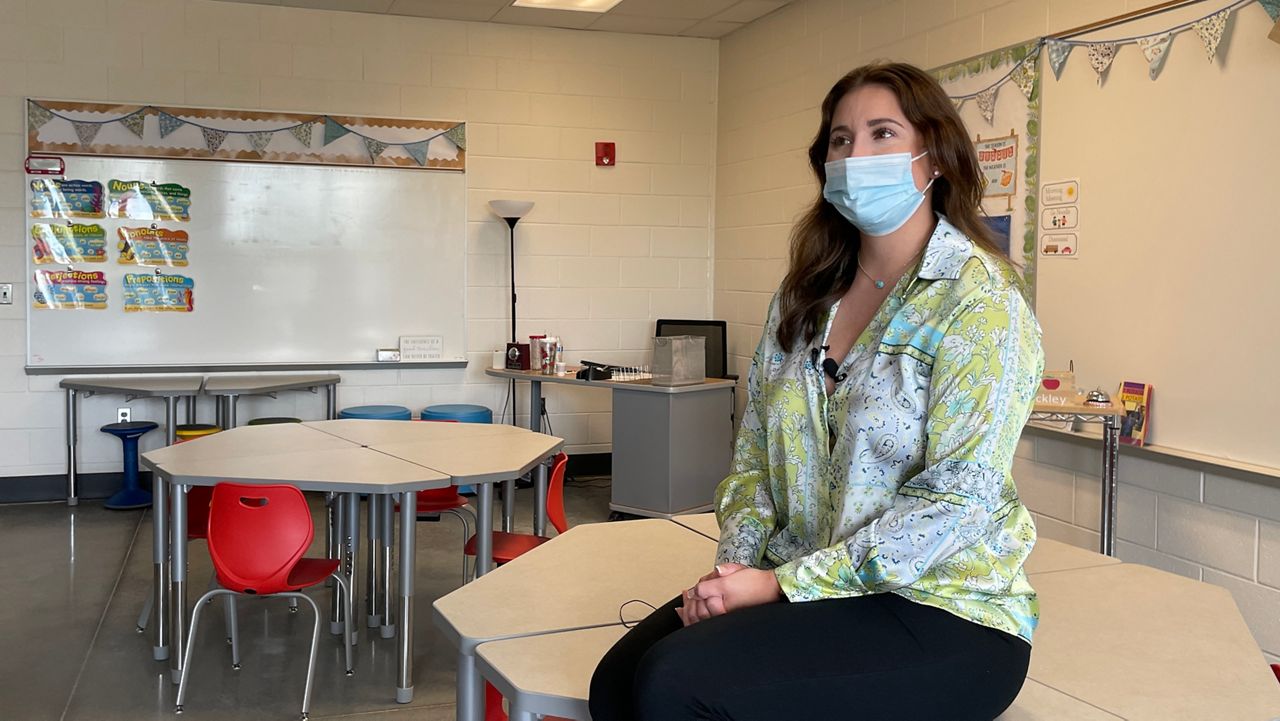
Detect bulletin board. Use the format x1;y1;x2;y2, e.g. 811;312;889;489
23;154;468;369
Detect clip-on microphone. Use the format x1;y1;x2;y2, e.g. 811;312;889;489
810;345;847;383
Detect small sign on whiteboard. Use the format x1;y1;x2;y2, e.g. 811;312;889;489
400;335;442;361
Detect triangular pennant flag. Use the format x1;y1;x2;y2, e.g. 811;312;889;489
1262;0;1279;22
72;121;101;147
158;112;184;138
1086;43;1117;84
322;117;350;146
247;131;273;154
1137;33;1173;81
444;124;465;151
201;127;228;153
119;111;145;139
1009;59;1036;100
975;87;998;124
363;136;388;161
403;140;429;167
1193;9;1230;63
27;102;54;130
287;122;314;148
1047;41;1072;80
951;97;966;112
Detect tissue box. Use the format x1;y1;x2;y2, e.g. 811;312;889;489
652;335;705;387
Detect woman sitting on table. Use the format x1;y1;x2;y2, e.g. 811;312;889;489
589;62;1044;721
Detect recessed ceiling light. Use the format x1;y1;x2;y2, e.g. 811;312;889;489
511;0;624;12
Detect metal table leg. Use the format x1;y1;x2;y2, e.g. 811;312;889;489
185;395;196;424
343;493;360;645
396;490;416;703
457;645;484;721
65;388;79;506
1100;414;1120;556
151;474;169;660
475;483;494;577
169;483;189;684
366;493;382;628
226;394;239;429
329;493;346;635
165;397;178;446
528;380;548;536
326;384;337;419
379;495;396;639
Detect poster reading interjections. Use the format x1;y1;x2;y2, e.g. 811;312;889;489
122;272;194;312
117;227;190;266
33;269;108;310
32;223;107;264
106;180;192;221
29;178;105;219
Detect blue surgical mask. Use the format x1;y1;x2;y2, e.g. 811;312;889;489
823;151;935;236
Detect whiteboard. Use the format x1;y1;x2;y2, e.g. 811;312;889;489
25;156;466;368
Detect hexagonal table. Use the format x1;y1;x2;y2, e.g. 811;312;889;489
143;419;562;705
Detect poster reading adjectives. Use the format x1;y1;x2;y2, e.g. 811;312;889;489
29;179;105;219
107;180;192;221
117;227;190;266
32;223;108;264
123;272;194;312
33;269;108;310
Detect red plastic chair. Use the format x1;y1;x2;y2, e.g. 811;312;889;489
464;452;569;571
176;483;354;720
410;419;477;581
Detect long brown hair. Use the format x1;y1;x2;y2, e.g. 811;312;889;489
776;62;1006;352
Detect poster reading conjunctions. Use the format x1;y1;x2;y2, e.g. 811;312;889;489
122;272;194;312
107;180;192;221
117;227;190;266
32;223;107;264
29;178;104;219
33;269;108;310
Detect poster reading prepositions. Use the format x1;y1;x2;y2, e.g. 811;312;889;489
32;223;107;264
107;180;192;221
122;272;194;312
33;269;108;310
29;178;105;219
117;227;190;266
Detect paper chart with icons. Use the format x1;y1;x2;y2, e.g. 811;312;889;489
29;178;105;219
122;272;195;313
106;179;192;221
31;223;107;264
32;269;108;310
117;226;190;267
1040;179;1080;259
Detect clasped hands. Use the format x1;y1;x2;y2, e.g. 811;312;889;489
675;563;783;627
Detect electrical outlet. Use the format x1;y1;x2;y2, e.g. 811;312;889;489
117;407;131;423
0;283;12;305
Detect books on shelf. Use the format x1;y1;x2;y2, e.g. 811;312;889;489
1118;381;1153;446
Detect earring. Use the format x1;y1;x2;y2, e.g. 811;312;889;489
932;170;941;176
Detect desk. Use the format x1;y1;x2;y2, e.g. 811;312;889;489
432;519;716;721
143;419;562;704
60;375;205;505
1028;399;1126;556
202;372;340;428
487;368;735;521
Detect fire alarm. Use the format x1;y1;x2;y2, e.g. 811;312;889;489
595;142;615;166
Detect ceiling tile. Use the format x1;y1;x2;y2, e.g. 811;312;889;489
491;6;599;29
385;0;507;21
607;0;738;20
279;0;396;11
680;19;742;37
711;0;788;23
587;13;699;34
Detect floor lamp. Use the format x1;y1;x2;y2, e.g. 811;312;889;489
488;199;533;428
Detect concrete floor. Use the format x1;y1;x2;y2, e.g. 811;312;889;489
0;480;613;721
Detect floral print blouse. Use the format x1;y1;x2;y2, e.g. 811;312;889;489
715;215;1044;643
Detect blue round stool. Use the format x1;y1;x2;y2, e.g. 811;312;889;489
101;421;159;510
338;405;413;420
420;404;493;424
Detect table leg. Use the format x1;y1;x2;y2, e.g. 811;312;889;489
475;483;494;577
215;396;225;431
457;646;483;721
1100;414;1120;557
396;490;416;703
165;397;178;446
185;395;196;424
501;479;515;534
151;474;169;661
343;493;360;645
379;495;396;639
329;493;346;635
326;384;337;420
366;493;382;628
227;395;239;429
169;483;189;684
65;388;79;506
528;379;548;535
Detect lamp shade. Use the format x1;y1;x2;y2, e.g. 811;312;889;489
488;200;534;220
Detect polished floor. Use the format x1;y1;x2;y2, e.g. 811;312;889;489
0;480;613;721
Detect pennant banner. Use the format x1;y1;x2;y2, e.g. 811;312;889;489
1010;59;1036;99
444;124;466;151
951;97;966;112
1047;41;1072;79
1087;43;1118;83
1193;9;1230;62
247;131;273;154
363;136;388;161
288;122;314;148
201;127;228;153
72;121;101;147
1137;33;1173;80
403;140;429;167
158;112;184;138
28;103;54;130
976;87;998;124
119;111;146;138
323;117;350;146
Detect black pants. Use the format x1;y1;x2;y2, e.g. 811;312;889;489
589;592;1030;721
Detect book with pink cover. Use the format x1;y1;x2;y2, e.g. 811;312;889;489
1118;381;1153;446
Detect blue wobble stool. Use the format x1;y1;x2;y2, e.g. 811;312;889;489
338;405;412;421
420;404;493;424
101;421;159;510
